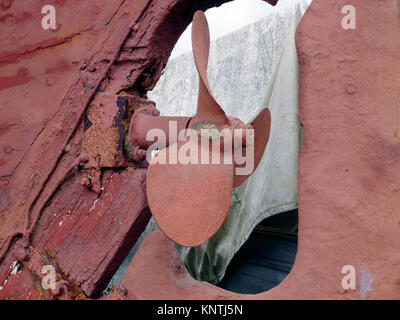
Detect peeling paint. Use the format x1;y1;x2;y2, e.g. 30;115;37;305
89;198;100;213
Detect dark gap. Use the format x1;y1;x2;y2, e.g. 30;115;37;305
217;210;298;294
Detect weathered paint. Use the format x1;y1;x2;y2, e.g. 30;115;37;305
0;0;277;300
2;0;398;300
115;0;400;299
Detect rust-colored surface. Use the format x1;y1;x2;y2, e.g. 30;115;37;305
118;231;236;300
147;140;234;247
128;109;191;150
233;108;271;187
2;0;279;299
114;0;400;299
0;0;156;298
143;10;270;247
0;166;150;299
190;11;229;129
2;0;398;300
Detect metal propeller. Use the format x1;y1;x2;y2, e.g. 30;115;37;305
136;11;271;247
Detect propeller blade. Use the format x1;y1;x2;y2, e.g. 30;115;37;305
146;138;234;247
191;10;229;128
233;108;271;187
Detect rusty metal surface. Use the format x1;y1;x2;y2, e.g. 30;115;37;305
147;140;234;247
116;0;400;300
128;108;190;150
0;0;154;298
116;231;235;300
5;0;398;302
233;108;271;187
1;0;265;299
0;166;150;298
190;10;230;129
141;10;271;246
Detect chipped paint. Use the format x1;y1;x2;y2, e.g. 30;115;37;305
89;198;100;213
0;260;20;289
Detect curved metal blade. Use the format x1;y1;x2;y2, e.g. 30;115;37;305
146;138;234;247
234;108;271;187
191;10;229;128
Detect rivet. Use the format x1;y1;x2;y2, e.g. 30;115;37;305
346;84;356;94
